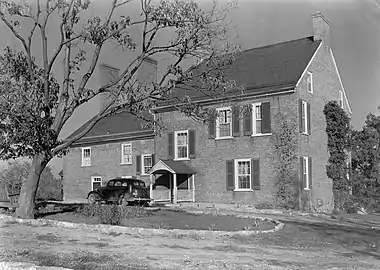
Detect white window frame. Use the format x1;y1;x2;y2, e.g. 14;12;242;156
216;106;233;139
91;176;102;191
81;147;91;167
307;71;313;93
174;130;189;160
301;100;309;135
234;158;252;191
141;154;153;175
302;156;310;190
121;142;132;165
339;91;344;109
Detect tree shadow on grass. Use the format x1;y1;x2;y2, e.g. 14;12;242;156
34;202;83;218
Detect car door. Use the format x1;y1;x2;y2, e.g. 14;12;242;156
111;180;124;200
101;180;115;200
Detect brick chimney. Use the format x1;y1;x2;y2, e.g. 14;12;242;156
98;63;120;110
312;11;330;51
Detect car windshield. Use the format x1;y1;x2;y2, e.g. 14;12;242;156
133;181;146;188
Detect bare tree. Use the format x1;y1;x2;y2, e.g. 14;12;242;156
0;0;240;218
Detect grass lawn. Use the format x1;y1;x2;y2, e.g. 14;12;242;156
37;205;276;232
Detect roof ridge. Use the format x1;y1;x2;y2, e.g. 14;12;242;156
242;36;315;53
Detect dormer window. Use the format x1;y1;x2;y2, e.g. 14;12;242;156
307;71;313;93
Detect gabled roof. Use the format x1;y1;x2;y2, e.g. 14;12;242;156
156;36;322;107
67;36;321;145
148;160;196;175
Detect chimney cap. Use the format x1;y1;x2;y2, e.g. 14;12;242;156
312;11;330;25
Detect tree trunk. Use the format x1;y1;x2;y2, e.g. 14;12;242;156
15;153;47;219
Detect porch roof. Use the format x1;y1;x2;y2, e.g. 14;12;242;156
148;160;196;175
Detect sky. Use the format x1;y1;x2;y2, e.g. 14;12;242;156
0;0;379;174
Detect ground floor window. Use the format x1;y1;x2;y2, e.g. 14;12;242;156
142;154;153;175
91;176;102;191
235;159;251;190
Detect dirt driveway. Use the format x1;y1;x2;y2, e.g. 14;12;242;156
0;213;380;270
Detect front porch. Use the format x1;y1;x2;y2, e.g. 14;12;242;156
148;160;196;204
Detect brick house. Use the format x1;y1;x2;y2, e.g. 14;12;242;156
63;12;352;211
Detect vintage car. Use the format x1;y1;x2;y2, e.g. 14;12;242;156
87;178;151;206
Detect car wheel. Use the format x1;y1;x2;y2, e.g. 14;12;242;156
88;193;97;204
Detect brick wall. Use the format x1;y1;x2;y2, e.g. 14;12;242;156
155;93;298;205
63;138;154;202
296;42;351;212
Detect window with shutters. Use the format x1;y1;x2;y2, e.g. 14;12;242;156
301;100;309;134
235;159;251;191
141;154;153;175
81;147;91;167
91;176;102;191
302;156;310;190
252;102;271;135
121;143;132;164
307;71;313;93
339;91;343;108
216;107;232;139
175;130;189;160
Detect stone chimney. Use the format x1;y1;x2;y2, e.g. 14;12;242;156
137;56;157;85
98;63;120;110
312;11;330;51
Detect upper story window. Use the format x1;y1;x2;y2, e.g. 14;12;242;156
216;107;232;139
142;154;153;175
121;143;132;164
252;102;271;135
307;71;313;93
175;130;189;160
81;147;91;167
339;91;344;108
299;99;310;135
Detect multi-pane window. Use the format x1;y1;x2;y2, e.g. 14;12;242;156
307;71;313;93
81;147;91;166
302;156;309;190
175;130;188;159
300;100;309;134
339;91;343;108
142;154;153;175
216;107;232;138
253;104;262;134
121;143;132;164
236;159;251;190
91;176;101;191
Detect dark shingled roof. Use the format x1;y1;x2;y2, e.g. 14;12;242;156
161;160;196;174
67;36;321;144
159;36;321;104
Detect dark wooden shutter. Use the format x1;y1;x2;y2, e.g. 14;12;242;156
262;102;271;134
299;99;304;133
308;157;312;189
226;160;234;191
168;132;174;160
307;102;311;135
208;109;216;139
243;105;252;136
299;156;304;190
151;154;155;166
251;158;260;190
189;130;196;159
232;106;240;137
136;155;141;175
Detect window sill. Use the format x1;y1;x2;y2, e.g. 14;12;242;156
141;173;150;176
81;164;91;167
303;188;310;191
120;162;132;166
174;158;190;161
215;136;233;141
301;132;309;136
251;133;272;137
233;189;253;192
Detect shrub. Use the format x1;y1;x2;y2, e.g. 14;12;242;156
0;160;63;201
76;204;152;225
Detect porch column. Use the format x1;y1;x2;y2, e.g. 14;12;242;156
149;174;153;200
191;174;195;202
173;173;177;204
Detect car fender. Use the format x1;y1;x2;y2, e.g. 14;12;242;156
86;191;104;199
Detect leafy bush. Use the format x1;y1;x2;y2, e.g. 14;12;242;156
76;204;152;225
0;160;62;201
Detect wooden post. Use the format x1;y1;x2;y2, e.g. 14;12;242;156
173;173;177;204
149;174;153;200
191;174;195;202
169;174;172;202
